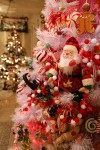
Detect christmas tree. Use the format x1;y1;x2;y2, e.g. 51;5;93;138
12;0;100;150
0;27;28;91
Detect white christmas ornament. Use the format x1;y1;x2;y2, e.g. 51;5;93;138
87;62;92;67
60;115;64;120
54;86;59;91
46;62;50;66
91;38;97;44
31;94;35;98
83;45;89;51
95;55;100;60
81;104;86;109
44;81;47;86
77;113;82;119
82;58;88;63
71;119;76;126
52;75;57;80
27;97;31;100
55;100;60;104
37;89;41;93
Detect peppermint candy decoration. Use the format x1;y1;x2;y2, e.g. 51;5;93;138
16;86;24;93
66;12;80;28
85;118;98;133
36;77;41;84
36;49;48;63
96;111;100;133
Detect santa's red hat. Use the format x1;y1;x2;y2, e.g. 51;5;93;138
65;37;80;51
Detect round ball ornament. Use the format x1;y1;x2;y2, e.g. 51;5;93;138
95;55;100;60
87;62;92;67
82;2;90;11
85;118;97;134
82;58;88;63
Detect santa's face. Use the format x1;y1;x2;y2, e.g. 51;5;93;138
58;45;79;75
63;49;74;59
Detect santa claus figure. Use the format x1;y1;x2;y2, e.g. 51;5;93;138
58;37;81;76
58;37;83;101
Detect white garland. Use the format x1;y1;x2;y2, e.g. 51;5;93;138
42;0;78;19
71;137;92;150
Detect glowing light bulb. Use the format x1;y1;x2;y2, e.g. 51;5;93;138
22;60;25;63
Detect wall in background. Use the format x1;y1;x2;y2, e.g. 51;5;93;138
0;13;42;56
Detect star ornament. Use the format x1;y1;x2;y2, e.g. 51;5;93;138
63;79;72;88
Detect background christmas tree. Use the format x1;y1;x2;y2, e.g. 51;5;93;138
12;0;100;150
0;27;28;91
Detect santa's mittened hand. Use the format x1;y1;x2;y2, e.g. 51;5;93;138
69;60;76;66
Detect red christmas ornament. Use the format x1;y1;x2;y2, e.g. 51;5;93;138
53;80;58;86
62;118;67;123
94;45;100;53
28;102;31;107
32;97;36;102
45;77;48;81
83;93;88;99
57;109;63;114
45;65;51;71
94;59;100;65
54;91;59;96
74;118;79;123
34;89;37;94
41;86;48;95
84;39;90;44
83;51;91;58
23;107;28;111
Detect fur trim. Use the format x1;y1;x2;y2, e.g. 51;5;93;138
82;78;93;86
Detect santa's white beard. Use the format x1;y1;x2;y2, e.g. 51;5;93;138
59;54;79;76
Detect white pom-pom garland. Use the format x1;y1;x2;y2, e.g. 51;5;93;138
81;104;86;109
55;100;60;104
31;94;35;98
54;86;59;91
87;62;92;67
60;115;64;120
71;119;76;126
52;75;57;80
31;103;35;107
82;58;88;63
27;97;31;100
71;137;92;150
44;81;47;86
77;113;82;119
94;55;100;60
84;45;89;51
91;38;97;44
46;62;50;66
37;89;41;93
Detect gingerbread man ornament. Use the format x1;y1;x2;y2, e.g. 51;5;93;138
76;2;95;35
